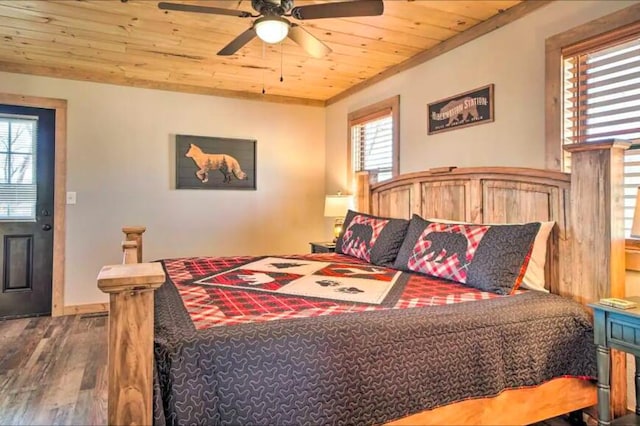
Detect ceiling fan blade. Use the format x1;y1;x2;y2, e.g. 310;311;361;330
158;2;251;18
288;25;331;58
217;28;257;56
291;0;383;20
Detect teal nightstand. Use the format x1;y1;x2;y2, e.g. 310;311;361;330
590;297;640;425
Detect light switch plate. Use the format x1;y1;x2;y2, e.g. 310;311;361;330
66;191;77;205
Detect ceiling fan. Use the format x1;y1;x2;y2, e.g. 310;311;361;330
158;0;384;58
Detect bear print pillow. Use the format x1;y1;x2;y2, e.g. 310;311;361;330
393;215;540;295
336;210;409;266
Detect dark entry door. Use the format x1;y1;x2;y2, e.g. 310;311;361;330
0;104;55;319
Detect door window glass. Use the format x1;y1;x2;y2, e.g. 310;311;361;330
0;115;37;220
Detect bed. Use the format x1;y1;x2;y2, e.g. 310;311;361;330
97;141;630;425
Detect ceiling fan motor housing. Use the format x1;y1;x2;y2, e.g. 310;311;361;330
252;0;294;16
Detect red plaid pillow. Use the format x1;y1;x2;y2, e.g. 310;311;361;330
394;215;539;295
336;210;409;266
340;215;388;262
407;222;489;284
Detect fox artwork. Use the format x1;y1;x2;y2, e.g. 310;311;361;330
185;143;248;184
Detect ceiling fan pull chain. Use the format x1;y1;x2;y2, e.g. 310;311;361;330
262;42;266;95
280;42;284;83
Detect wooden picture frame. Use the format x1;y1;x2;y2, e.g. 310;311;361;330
175;134;256;190
427;84;494;135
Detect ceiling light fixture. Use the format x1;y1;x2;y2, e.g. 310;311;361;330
254;16;290;44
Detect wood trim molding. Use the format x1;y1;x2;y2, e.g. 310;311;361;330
0;92;67;317
0;62;325;108
355;171;371;214
63;302;109;316
626;249;640;272
346;95;400;188
327;0;552;106
626;239;640;272
544;3;640;170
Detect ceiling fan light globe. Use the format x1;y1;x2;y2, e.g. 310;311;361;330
255;17;289;44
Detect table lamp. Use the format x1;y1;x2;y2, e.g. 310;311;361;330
324;193;353;242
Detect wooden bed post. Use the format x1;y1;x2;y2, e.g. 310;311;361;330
122;226;146;263
355;172;371;213
98;226;164;426
565;140;631;418
122;241;138;265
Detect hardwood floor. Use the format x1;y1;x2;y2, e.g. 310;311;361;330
0;314;592;426
0;314;107;425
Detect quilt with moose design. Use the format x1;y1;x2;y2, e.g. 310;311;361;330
152;253;596;426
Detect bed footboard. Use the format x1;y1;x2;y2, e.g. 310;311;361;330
97;227;165;425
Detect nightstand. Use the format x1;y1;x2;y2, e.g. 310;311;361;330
590;297;640;426
309;242;336;253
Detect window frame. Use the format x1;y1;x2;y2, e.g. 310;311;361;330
545;6;640;170
544;4;640;248
347;95;400;185
561;27;640;237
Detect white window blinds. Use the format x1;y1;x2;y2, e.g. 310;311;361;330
563;36;640;144
562;31;640;236
351;109;394;183
0;115;37;220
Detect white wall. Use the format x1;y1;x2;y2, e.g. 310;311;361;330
325;0;637;192
0;72;326;306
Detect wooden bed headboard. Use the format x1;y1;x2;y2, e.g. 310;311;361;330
355;167;570;296
355;141;630;308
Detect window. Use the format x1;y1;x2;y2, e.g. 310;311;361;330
348;95;399;184
561;23;640;236
0;114;37;220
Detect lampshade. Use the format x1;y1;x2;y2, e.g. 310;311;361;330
254;16;289;44
324;193;353;242
324;194;353;218
631;187;640;238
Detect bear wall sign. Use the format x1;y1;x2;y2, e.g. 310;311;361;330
427;84;494;135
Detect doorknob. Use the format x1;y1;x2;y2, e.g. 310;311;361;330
42;224;52;231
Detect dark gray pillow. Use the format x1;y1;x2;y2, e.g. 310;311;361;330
336;210;409;266
393;215;540;295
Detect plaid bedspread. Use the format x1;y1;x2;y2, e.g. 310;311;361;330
163;253;515;329
153;254;596;426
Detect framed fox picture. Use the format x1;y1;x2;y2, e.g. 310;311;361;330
176;135;257;190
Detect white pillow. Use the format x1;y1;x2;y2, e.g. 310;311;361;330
426;218;554;292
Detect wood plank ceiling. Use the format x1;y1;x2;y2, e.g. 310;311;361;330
0;0;531;106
